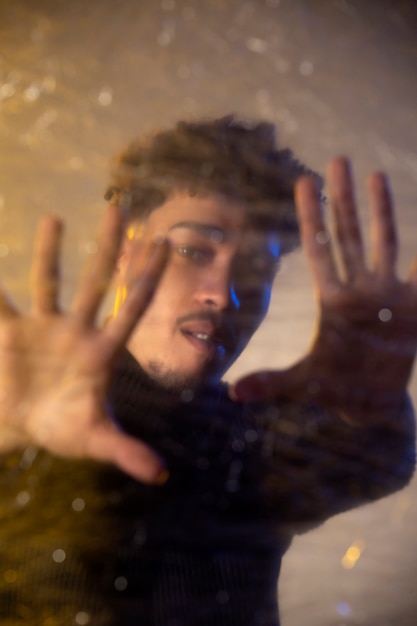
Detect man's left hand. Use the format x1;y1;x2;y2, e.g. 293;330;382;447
231;157;417;425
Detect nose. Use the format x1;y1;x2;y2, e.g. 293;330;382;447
194;268;240;311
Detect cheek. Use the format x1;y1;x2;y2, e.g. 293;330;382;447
242;285;272;317
141;266;191;322
260;286;273;316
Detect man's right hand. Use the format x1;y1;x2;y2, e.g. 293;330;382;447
0;205;169;484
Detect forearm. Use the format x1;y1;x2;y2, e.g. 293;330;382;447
334;392;416;489
333;389;416;434
255;394;416;527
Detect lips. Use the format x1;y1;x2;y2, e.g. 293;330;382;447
179;319;235;359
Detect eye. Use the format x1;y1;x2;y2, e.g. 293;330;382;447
236;254;279;283
251;255;280;279
176;245;212;264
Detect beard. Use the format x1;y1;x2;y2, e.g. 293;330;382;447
142;360;205;394
144;358;214;394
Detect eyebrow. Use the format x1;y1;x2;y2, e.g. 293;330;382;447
168;221;226;239
168;220;281;259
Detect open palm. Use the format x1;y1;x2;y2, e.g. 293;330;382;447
232;158;417;424
0;205;168;482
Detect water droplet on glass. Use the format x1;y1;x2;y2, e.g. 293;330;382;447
84;241;98;255
244;428;258;443
4;569;18;583
0;243;9;257
75;611;90;625
183;96;196;112
19;446;38;469
209;229;224;244
157;31;172;46
245;37;268;54
336;601;352;617
334;0;357;18
52;548;66;563
378;308;392;322
181;388;194;402
0;83;16;99
114;576;128;591
274;58;290;74
216;589;230;604
299;60;314;76
226;479;239;492
134;526;147;545
232;439;245;453
266;405;279;419
16;490;31;506
72;497;86;512
177;65;191;80
24;84;41;102
182;6;195;20
7;71;21;85
256;89;270;103
42;75;56;93
35;109;58;130
341;540;365;569
197;457;210;470
31;28;44;43
316;230;329;245
98;88;113;107
69;156;84;170
307;380;321;395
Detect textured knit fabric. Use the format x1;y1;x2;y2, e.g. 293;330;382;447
0;350;415;625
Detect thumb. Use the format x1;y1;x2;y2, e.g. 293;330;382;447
85;421;169;485
229;362;312;403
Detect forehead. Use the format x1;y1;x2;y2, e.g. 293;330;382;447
142;192;280;250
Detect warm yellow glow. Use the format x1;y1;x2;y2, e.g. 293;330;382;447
341;540;365;570
113;284;127;316
127;224;144;240
4;569;18;583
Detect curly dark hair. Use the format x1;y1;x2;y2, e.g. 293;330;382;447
105;116;323;253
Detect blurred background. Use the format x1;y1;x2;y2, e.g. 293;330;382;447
0;0;416;624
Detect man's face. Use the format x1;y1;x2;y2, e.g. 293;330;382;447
117;192;280;391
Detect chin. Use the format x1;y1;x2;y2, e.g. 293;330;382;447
145;360;210;392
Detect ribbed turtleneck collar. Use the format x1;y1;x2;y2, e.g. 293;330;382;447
109;349;229;440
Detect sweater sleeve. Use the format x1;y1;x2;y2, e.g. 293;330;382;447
251;394;416;531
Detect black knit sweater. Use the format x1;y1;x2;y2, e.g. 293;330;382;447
0;350;415;625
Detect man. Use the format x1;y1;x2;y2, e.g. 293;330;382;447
0;116;415;625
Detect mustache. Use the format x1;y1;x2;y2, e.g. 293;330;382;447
176;311;238;353
175;311;224;327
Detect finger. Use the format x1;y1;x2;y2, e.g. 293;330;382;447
295;174;339;292
0;283;18;317
103;237;169;351
327;157;365;281
367;172;398;276
408;253;417;286
230;368;305;403
229;370;280;402
86;422;168;484
71;205;125;324
30;216;63;314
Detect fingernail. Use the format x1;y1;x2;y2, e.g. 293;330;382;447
231;380;264;402
154;468;170;486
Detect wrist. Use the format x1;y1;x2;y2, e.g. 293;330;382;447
0;425;31;454
336;389;410;428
